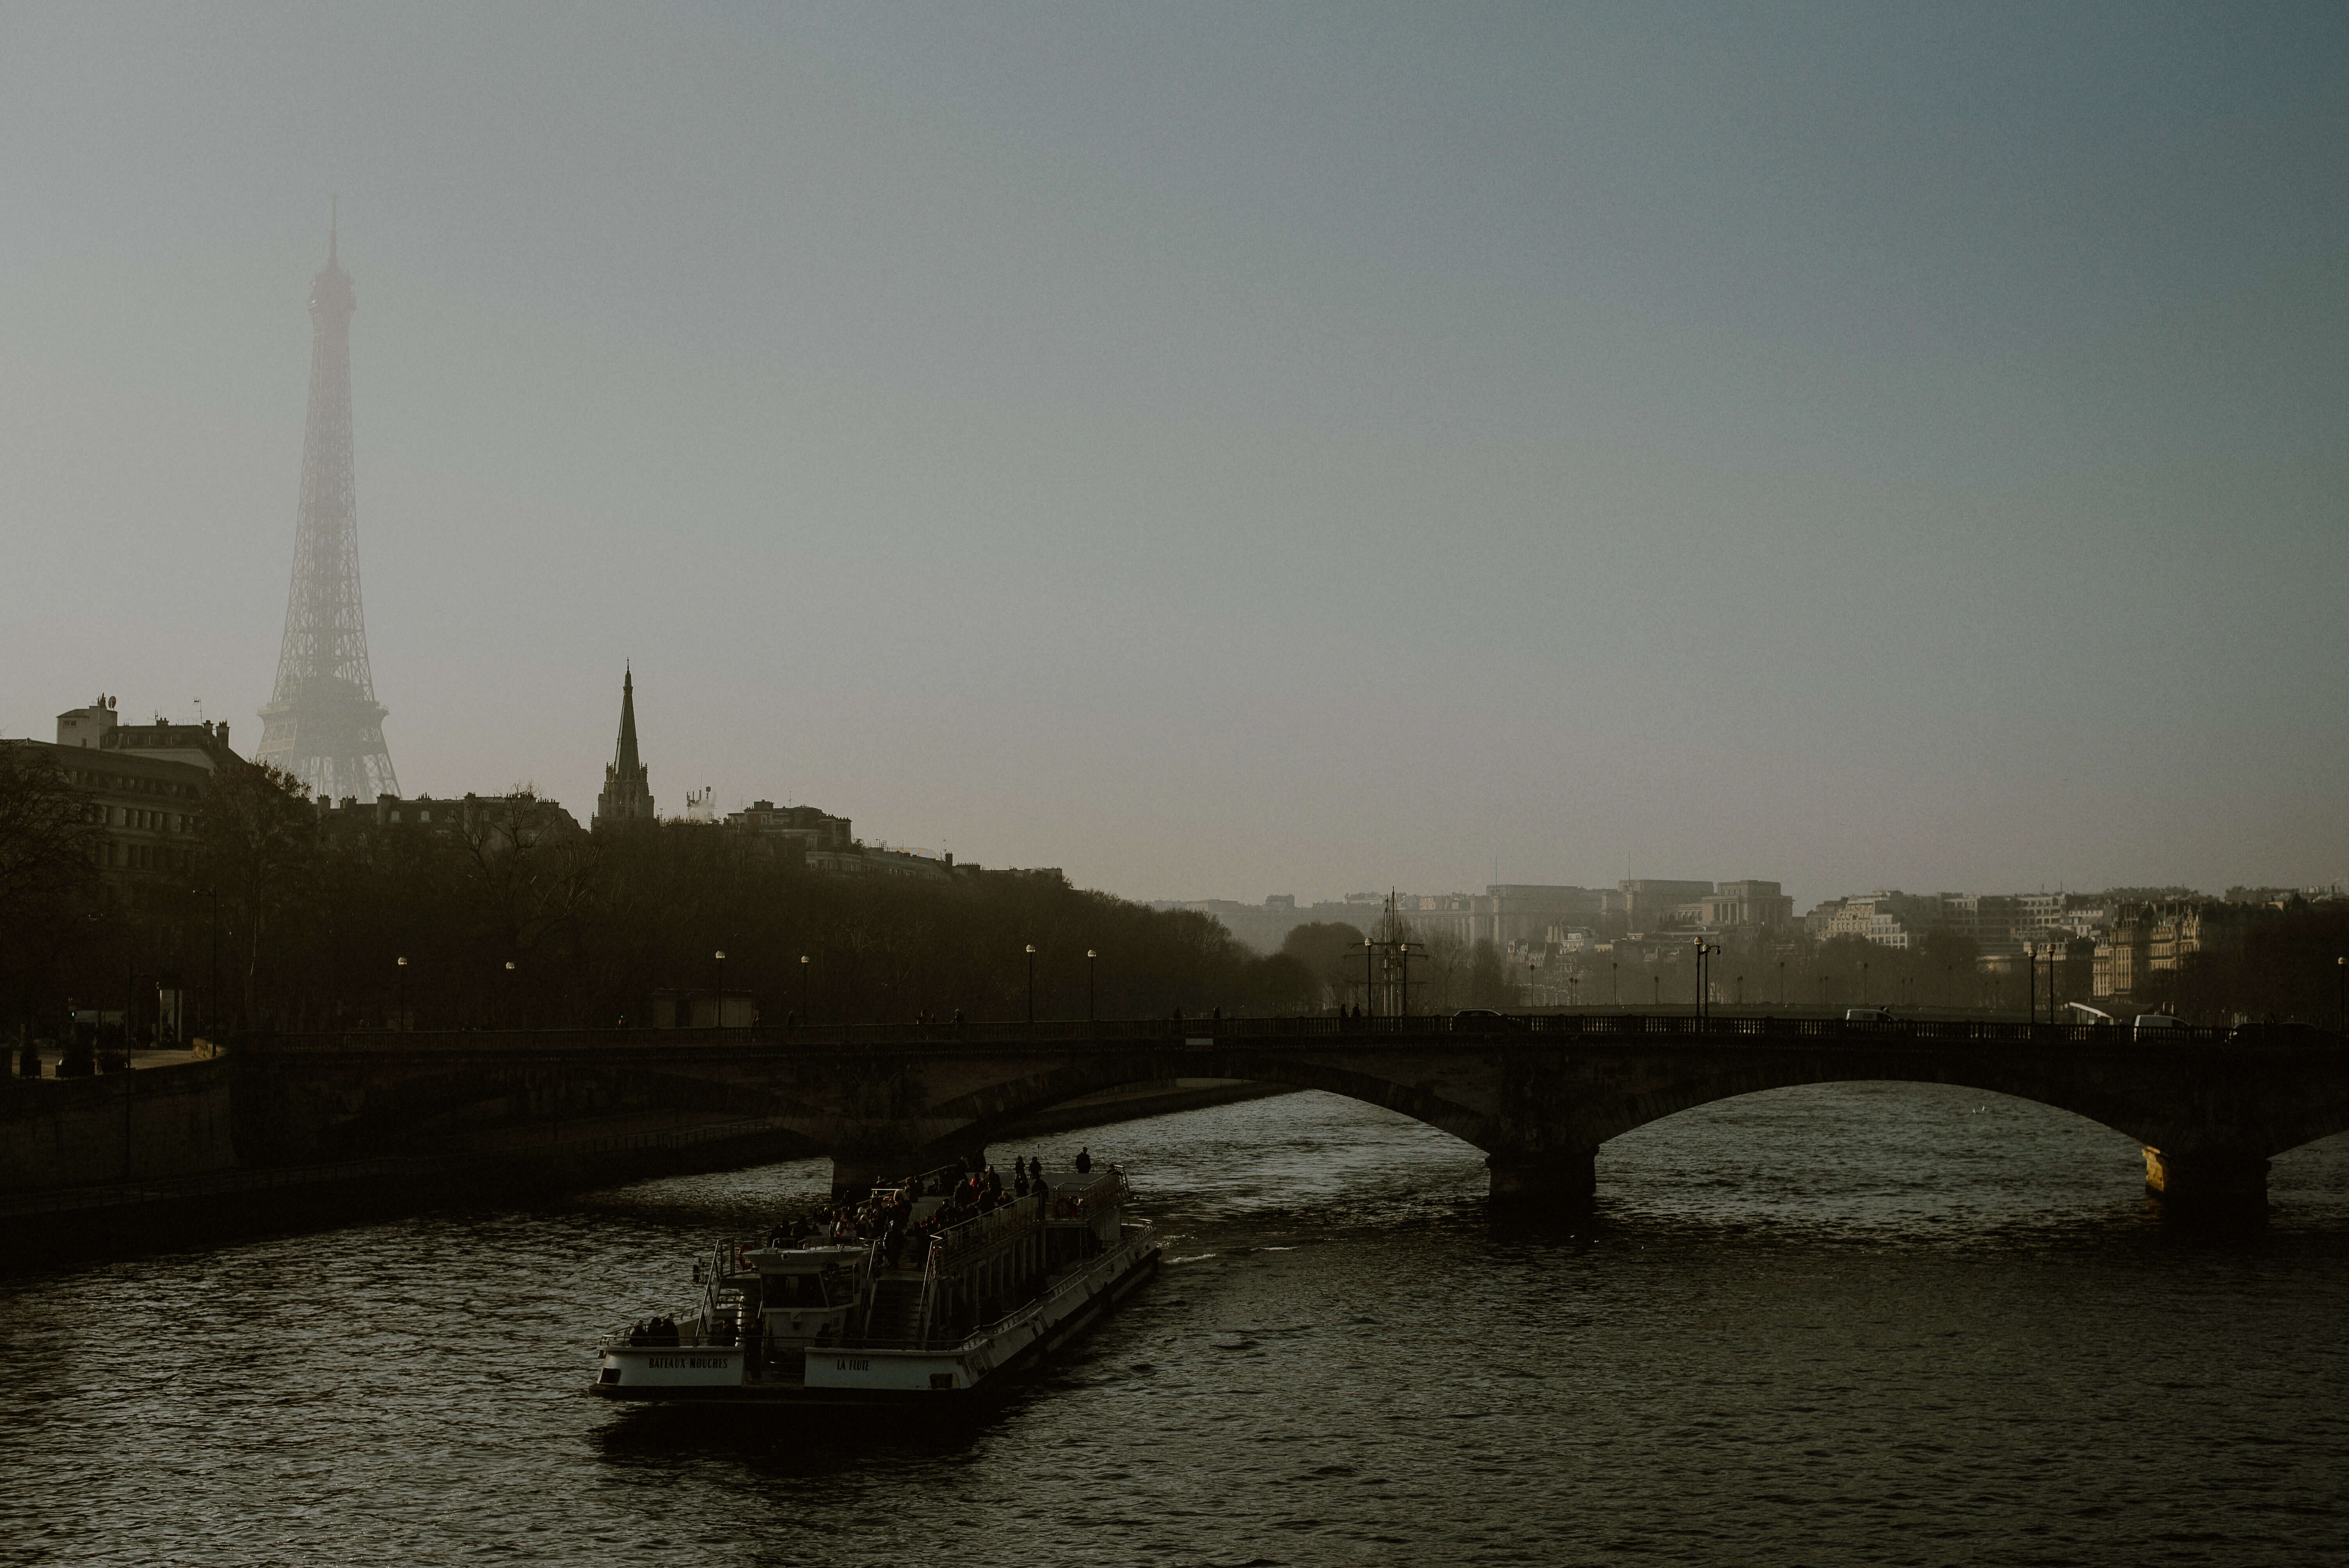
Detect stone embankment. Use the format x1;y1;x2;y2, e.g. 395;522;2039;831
0;1059;1290;1254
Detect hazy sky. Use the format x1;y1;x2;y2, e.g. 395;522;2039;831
5;3;2344;907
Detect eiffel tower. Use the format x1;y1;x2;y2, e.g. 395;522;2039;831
256;213;399;802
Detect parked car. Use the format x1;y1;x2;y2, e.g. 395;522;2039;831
1843;1007;1896;1027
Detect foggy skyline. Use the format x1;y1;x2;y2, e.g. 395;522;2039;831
5;4;2344;909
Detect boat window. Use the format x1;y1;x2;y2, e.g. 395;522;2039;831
768;1272;831;1308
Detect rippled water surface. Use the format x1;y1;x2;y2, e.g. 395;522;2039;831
6;1086;2347;1566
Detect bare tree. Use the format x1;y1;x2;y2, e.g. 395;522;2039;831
0;744;100;1041
193;761;317;1024
0;743;99;921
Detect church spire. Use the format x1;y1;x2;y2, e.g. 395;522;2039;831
614;663;641;773
593;665;654;829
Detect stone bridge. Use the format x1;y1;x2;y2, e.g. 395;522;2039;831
229;1014;2349;1217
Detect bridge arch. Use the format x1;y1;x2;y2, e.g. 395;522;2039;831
919;1050;1492;1164
1569;1058;2174;1152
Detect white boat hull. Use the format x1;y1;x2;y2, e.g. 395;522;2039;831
593;1225;1158;1406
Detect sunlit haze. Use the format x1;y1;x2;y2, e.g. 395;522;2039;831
6;3;2344;906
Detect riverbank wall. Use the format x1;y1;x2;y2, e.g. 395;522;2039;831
0;1058;239;1195
0;1064;1296;1258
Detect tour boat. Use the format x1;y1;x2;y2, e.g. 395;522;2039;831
591;1164;1158;1404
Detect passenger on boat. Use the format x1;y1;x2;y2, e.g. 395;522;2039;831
1074;1146;1093;1174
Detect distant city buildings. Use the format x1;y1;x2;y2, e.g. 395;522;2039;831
2091;903;2247;1001
12;695;244;889
315;790;581;850
576;673;1055;886
1161;877;1795;960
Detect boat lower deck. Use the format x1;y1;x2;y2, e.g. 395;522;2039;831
593;1226;1159;1406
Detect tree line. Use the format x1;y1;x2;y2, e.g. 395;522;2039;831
1;749;1335;1040
6;743;2340;1039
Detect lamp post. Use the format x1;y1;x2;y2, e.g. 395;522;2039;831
2337;955;2344;1036
1777;960;1785;1008
1364;938;1375;1020
396;956;408;1032
1691;940;1720;1025
1527;957;1543;1009
799;954;811;1024
1025;944;1036;1024
2023;944;2035;1025
1860;960;1870;1009
504;959;517;1030
1086;950;1097;1022
714;950;726;1031
1611;961;1619;1009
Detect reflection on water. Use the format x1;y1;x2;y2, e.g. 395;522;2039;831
4;1084;2345;1566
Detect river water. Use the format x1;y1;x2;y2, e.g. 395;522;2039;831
5;1085;2346;1567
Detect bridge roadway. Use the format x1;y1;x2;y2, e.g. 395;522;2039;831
230;1013;2349;1219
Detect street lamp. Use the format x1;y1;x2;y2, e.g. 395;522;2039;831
2023;944;2035;1025
1527;957;1544;1009
1025;944;1037;1024
799;954;811;1024
1086;950;1098;1022
1690;939;1720;1025
714;950;726;1031
1364;937;1375;1020
2337;955;2345;1036
1777;960;1785;1008
396;956;408;1032
1860;960;1870;1009
504;959;516;1030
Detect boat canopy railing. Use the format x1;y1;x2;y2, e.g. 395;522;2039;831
933;1190;1044;1266
841;1222;1154;1354
1043;1167;1128;1224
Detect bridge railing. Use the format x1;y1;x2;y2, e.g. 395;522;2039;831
235;1010;2265;1052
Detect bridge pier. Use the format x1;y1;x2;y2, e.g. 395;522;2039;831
1485;1147;1596;1209
2142;1146;2269;1223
